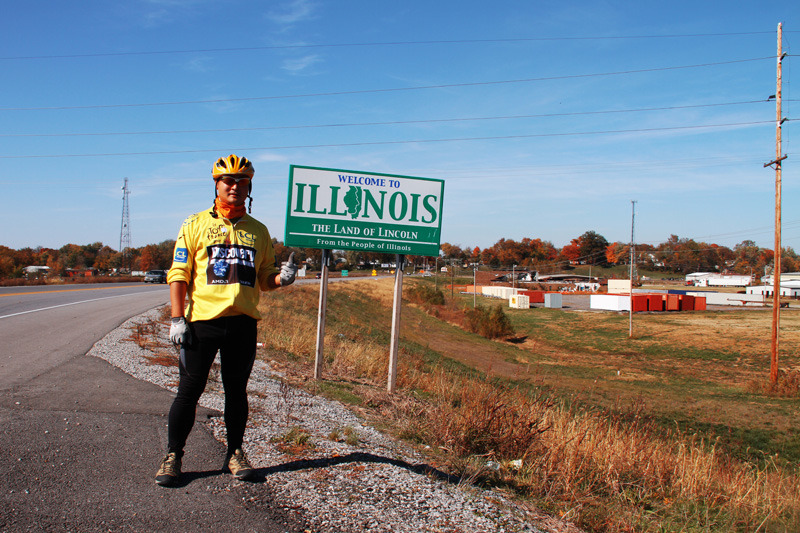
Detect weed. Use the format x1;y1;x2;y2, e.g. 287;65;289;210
272;426;314;454
343;425;359;446
278;378;298;424
127;318;161;349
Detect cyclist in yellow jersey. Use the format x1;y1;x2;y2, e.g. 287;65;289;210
156;154;297;486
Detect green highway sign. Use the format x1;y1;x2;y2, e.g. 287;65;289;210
285;165;444;256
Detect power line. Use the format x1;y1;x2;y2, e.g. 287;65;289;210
0;153;772;183
0;100;770;138
0;57;772;112
0;33;787;61
0;120;774;159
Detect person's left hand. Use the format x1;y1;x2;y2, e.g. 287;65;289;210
170;317;190;346
280;252;298;286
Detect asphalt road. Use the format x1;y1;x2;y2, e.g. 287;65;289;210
0;283;303;532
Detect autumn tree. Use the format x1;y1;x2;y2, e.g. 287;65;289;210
469;246;481;264
732;240;761;273
0;253;15;279
605;242;629;265
139;246;156;271
520;238;557;266
576;231;609;266
558;239;581;264
440;243;466;261
480;247;498;267
93;246;121;271
781;247;799;273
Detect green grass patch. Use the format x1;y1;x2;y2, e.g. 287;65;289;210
315;380;364;406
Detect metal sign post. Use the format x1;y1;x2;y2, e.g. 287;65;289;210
387;254;405;393
314;249;331;379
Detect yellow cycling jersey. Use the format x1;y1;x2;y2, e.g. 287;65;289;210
167;208;280;321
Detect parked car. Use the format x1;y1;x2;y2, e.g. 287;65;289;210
143;269;167;283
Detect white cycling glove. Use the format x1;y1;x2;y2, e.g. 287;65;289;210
279;252;298;286
170;317;190;346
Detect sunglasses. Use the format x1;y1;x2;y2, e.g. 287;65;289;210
217;176;251;187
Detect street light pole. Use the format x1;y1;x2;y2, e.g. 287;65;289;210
512;264;516;291
473;266;477;308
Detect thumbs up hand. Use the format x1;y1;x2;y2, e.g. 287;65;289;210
279;252;298;286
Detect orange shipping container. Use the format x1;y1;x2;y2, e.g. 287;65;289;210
520;290;545;303
666;294;680;311
680;295;695;311
632;294;648;312
647;294;664;312
694;297;707;311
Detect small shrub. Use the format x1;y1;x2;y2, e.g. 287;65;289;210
464;305;515;339
407;284;445;306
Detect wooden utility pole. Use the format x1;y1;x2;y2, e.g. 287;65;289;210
766;23;787;386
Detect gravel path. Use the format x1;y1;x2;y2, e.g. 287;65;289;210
89;307;576;533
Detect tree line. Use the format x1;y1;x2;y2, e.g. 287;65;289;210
0;230;797;280
439;230;799;276
0;241;177;279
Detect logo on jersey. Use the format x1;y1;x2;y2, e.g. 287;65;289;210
206;224;227;242
238;231;257;246
174;248;188;263
206;244;257;287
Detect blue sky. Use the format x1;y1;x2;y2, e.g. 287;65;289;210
2;1;798;255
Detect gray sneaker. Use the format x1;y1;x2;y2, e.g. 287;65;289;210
155;452;181;486
227;449;255;481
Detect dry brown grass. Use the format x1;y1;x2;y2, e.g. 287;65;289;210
257;280;800;532
144;350;178;367
126;316;164;351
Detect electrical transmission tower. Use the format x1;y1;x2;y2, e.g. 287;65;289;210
120;178;131;272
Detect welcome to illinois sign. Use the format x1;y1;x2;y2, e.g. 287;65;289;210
284;165;444;257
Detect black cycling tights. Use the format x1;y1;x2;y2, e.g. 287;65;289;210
167;315;257;456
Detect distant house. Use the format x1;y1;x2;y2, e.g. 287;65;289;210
646;253;664;268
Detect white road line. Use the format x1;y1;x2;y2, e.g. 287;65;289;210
0;292;159;320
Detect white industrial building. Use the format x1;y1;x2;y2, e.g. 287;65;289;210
746;281;800;298
685;272;752;287
762;273;800;285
